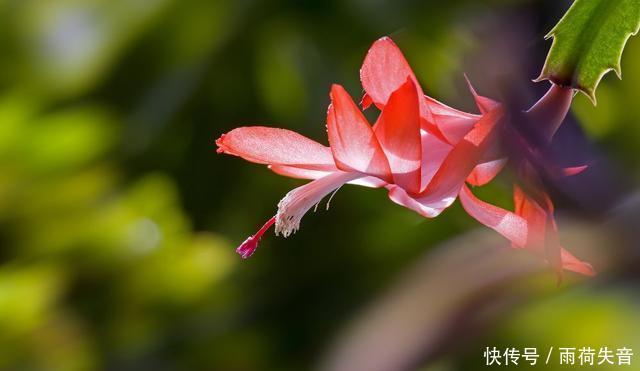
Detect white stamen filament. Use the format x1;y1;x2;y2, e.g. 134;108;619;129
326;185;343;210
275;172;358;237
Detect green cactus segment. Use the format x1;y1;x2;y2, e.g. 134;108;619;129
537;0;640;104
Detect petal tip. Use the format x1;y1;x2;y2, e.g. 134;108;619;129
562;165;588;177
376;35;394;44
215;134;227;153
360;93;372;110
330;83;345;96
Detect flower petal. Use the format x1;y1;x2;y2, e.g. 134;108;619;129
359;37;446;137
464;74;500;114
420;130;452;188
459;185;529;247
467;158;508;186
513;185;547;248
327;84;392;181
462;185;593;276
269;165;334;180
418;107;503;199
562;165;588;177
216;126;335;170
387;184;454;218
269;165;386;188
513;186;561;273
360;36;489;145
560;248;596;276
428;106;478;145
360;37;422;111
374;78;422;193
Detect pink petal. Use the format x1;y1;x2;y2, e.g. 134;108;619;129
269;165;386;188
269;165;334;180
513;187;563;274
388;107;503;216
327;84;392;182
359;37;445;137
361;93;373;110
464;74;500;114
425;76;499;145
467;158;508;186
513;185;546;248
216;127;335;170
417;107;503;201
420;131;452;188
348;176;389;188
427;107;478;145
373;78;422;193
360;36;491;146
459;185;528;247
360;37;423;111
560;248;596;276
461;185;594;276
386;184;454;218
562;165;588;177
423;76;499;145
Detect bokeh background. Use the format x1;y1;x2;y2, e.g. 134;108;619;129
1;0;639;370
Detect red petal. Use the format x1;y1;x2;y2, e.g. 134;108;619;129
560;248;596;276
360;37;422;111
327;84;392;181
418;107;503;199
513;185;546;248
360;36;489;145
459;185;528;247
360;38;444;135
216;127;335;170
467;158;508;186
373;78;422;193
513;186;561;272
361;93;373;110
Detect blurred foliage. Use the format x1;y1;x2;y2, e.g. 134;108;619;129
573;37;640;181
0;0;638;370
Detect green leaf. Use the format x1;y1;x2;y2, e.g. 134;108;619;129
537;0;640;104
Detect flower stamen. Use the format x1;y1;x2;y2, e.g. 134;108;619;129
275;172;358;237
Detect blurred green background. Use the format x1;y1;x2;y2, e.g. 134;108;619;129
1;0;639;370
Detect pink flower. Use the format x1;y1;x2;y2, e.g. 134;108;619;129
217;38;501;258
217;36;594;277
